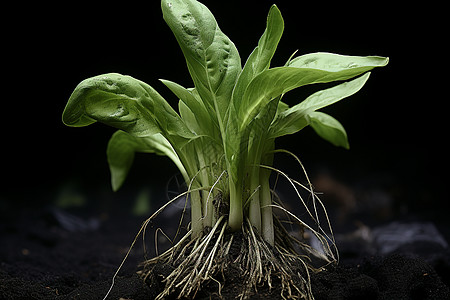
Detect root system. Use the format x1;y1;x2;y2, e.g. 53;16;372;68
104;154;338;300
139;212;335;300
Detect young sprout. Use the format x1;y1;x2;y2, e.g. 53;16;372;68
62;0;388;298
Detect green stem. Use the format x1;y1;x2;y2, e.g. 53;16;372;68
197;149;213;228
248;167;262;232
176;147;205;240
260;140;275;245
260;171;274;245
228;177;243;231
190;190;203;239
202;190;213;228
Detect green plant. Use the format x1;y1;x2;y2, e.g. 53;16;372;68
63;0;388;298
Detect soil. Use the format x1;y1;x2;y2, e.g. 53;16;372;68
1;206;449;300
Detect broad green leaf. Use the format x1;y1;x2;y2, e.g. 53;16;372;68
269;72;371;138
63;73;194;143
63;73;161;137
107;130;187;191
232;5;284;111
309;112;349;149
161;0;241;123
240;55;388;130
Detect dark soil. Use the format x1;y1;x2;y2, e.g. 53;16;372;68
1;206;449;300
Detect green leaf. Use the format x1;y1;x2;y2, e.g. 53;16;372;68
63;73;161;137
107;130;187;191
269;72;371;138
246;97;280;170
161;79;218;139
224;4;284;185
309;112;349;149
161;0;241;123
223;104;247;181
240;55;388;130
63;73;194;144
178;99;201;135
232;5;284;111
295;72;371;113
289;52;388;71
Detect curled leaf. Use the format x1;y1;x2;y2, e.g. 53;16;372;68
62;73;161;137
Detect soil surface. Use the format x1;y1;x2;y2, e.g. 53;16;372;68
1;206;449;300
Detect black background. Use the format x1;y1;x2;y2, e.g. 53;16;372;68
2;1;447;222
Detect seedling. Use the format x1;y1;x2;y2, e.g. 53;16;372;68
62;0;388;298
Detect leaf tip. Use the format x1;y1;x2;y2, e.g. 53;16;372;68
343;141;350;150
110;168;126;192
111;182;121;192
268;3;283;24
374;55;389;67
